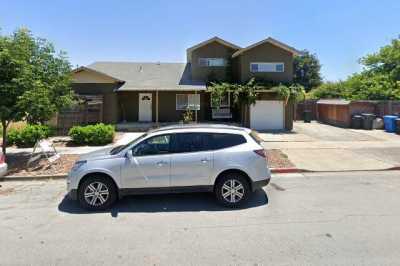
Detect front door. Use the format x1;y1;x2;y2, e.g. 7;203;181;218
139;93;152;122
170;133;213;187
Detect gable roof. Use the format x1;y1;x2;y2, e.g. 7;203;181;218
84;62;206;91
72;66;125;83
186;36;241;53
232;37;301;58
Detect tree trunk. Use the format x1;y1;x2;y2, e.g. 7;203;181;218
1;120;7;155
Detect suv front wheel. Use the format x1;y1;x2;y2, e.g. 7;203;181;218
78;175;117;211
215;173;250;208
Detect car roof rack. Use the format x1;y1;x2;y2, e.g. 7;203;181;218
149;123;249;133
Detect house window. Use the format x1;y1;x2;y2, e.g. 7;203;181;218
176;94;200;110
210;92;230;108
250;63;284;73
198;58;226;67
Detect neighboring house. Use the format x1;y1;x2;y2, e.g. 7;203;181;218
71;36;300;130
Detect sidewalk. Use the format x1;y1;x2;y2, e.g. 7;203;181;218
6;132;144;155
260;122;400;172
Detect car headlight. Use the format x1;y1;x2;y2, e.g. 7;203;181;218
71;160;87;172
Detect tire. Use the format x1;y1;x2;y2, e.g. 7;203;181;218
78;175;117;211
215;172;251;208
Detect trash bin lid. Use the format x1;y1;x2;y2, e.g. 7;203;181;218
361;113;375;117
384;115;398;119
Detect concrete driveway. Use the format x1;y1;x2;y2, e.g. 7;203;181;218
260;122;400;171
1;171;400;265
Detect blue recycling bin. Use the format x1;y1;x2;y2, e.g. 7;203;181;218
383;115;398;133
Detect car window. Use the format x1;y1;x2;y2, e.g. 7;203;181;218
173;133;210;153
132;135;171;156
210;133;246;150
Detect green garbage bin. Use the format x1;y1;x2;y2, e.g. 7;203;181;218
361;113;375;130
396;119;400;134
303;111;312;123
351;115;363;129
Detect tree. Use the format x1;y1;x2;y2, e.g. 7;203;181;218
308;36;400;100
293;50;322;92
360;37;400;81
0;28;73;154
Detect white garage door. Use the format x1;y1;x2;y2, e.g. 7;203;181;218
250;100;284;130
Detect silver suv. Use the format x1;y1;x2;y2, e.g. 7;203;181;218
67;124;271;210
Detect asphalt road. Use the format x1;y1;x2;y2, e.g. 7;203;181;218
1;171;400;265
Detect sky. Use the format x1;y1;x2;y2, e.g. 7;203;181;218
1;0;399;81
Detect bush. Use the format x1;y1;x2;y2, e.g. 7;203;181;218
68;123;115;146
7;124;55;147
307;81;347;99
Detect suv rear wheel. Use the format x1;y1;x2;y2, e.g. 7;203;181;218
78;175;117;211
215;173;250;207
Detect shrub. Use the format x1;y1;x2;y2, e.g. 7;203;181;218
307;81;347;99
68;123;115;146
7;124;55;147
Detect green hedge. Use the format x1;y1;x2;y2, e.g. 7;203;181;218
68;123;115;146
8;125;55;147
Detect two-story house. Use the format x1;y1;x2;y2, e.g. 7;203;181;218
71;36;300;130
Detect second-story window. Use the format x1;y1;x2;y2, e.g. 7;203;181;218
250;62;284;73
198;58;226;67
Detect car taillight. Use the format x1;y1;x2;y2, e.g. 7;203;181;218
254;149;266;158
0;154;5;164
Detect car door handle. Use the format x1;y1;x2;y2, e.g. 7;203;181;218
156;161;167;167
200;158;209;163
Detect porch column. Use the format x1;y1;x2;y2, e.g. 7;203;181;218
156;90;159;126
195;90;198;122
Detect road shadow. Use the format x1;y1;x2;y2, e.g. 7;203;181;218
58;189;269;217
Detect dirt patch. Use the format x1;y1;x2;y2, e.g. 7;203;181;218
50;132;124;148
0;187;15;196
5;154;78;177
266;149;295;169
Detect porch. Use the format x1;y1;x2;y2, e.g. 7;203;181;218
115;121;241;132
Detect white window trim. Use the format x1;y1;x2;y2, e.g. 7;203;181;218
198;58;226;67
210;92;230;108
250;62;285;73
176;94;200;110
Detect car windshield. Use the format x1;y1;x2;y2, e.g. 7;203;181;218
109;133;148;155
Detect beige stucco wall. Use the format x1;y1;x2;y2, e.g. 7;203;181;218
236;42;294;83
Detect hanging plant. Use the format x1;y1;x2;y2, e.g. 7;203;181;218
272;83;306;105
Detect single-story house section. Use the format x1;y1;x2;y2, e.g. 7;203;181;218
70;36;300;131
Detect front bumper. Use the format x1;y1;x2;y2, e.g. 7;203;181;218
0;163;8;177
252;178;270;191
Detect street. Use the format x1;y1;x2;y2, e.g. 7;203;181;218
1;171;400;265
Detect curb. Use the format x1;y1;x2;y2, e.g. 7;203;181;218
271;166;400;174
271;168;303;174
1;166;399;181
0;174;68;182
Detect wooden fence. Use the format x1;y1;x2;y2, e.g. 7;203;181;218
295;99;400;128
56;95;103;135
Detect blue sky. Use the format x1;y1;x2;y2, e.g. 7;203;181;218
1;0;399;81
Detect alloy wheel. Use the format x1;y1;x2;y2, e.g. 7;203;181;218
221;179;245;203
84;181;110;206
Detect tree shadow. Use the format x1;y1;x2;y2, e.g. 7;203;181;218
58;189;269;217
